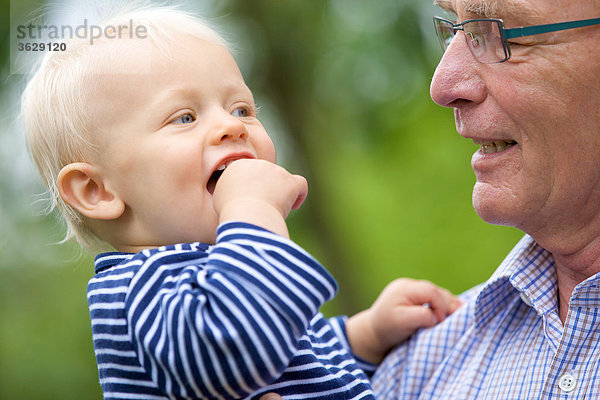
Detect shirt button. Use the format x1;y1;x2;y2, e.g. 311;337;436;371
519;292;533;307
558;373;577;392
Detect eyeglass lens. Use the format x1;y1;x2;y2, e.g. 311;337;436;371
435;19;509;63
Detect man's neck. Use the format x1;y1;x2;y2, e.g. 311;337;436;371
549;237;600;323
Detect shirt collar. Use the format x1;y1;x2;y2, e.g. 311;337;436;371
94;252;134;273
473;235;558;328
93;242;212;274
473;234;600;328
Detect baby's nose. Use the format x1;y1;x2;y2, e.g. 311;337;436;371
209;112;249;144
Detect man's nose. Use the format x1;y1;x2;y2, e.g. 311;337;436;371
430;31;486;108
208;110;249;144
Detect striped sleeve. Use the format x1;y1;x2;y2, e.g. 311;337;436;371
329;316;378;377
124;222;338;399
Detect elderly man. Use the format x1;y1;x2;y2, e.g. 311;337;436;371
260;0;600;399
371;0;600;398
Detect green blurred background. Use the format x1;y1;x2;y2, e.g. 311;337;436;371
0;0;522;398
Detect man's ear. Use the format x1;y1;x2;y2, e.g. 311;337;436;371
57;162;125;220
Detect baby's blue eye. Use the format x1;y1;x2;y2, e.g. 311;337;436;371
171;113;196;124
231;107;249;117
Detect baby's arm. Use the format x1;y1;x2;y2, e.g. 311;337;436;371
345;278;462;364
125;223;337;399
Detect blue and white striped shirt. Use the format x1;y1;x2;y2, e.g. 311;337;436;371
88;222;376;400
372;234;600;399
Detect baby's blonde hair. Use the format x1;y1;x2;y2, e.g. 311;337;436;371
21;4;230;253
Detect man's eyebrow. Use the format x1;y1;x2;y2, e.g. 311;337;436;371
434;0;537;21
466;1;498;17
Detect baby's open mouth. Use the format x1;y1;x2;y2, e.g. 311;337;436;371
207;164;227;195
207;156;253;195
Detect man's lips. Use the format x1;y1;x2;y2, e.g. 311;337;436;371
206;152;255;195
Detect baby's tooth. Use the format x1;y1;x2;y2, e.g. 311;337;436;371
217;164;226;171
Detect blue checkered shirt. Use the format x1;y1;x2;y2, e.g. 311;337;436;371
372;234;600;399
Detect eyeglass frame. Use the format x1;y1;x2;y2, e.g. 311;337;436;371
433;16;600;63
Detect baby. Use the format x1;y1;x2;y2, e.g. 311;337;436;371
21;5;461;400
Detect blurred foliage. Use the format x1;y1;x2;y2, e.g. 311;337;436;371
0;0;522;399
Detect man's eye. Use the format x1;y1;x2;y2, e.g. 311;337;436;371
171;113;196;124
231;107;249;117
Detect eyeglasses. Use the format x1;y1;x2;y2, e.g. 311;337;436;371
433;16;600;63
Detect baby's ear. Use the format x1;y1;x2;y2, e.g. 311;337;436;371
57;162;125;220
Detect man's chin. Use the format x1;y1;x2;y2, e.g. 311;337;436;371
472;189;519;227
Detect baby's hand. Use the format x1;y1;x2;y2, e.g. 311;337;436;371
212;159;308;238
346;278;463;364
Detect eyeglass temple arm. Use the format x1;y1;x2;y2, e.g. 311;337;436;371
504;17;600;39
